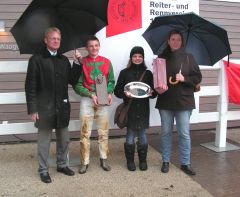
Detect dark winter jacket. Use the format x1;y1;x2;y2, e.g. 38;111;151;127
114;64;157;130
25;49;82;129
155;48;202;110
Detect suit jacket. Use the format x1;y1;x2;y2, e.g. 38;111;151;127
25;49;82;129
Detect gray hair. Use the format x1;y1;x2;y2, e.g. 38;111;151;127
44;27;61;38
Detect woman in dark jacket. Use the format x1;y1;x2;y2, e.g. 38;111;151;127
114;46;156;171
156;29;202;175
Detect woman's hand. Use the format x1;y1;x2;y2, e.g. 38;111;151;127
176;71;184;82
169;70;184;84
159;84;168;91
124;91;132;98
147;89;153;96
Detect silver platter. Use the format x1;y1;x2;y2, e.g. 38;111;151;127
124;81;151;98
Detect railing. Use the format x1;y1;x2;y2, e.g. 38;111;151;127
0;60;239;151
0;61;81;135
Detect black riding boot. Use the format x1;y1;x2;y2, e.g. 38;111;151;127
124;143;136;171
137;143;148;171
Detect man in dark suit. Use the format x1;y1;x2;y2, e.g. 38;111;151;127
25;27;82;183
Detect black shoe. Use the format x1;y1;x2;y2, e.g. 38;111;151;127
161;162;169;173
40;172;52;183
57;167;75;176
181;165;196;175
100;158;111;171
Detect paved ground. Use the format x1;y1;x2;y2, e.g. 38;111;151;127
0;138;212;197
149;128;240;197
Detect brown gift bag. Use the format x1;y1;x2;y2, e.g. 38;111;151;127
152;58;167;94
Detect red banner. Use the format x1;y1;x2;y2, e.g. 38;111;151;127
106;0;142;37
224;61;240;105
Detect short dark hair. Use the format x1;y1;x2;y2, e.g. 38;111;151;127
85;35;100;46
159;29;184;58
167;29;184;48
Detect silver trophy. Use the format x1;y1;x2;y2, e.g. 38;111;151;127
95;74;109;105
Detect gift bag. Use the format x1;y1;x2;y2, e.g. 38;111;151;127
152;58;167;94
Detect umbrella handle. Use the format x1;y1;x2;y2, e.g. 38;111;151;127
169;76;179;85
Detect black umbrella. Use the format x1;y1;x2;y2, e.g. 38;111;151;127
10;0;109;54
142;12;232;66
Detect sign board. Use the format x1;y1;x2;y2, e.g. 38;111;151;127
95;0;199;127
0;43;19;51
97;0;199;77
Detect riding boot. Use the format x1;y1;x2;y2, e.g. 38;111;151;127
124;143;136;171
137;143;148;171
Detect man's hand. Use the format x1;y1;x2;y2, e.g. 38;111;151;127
108;94;113;106
30;113;39;122
91;94;98;106
73;49;82;64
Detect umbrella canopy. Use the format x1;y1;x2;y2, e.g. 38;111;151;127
142;12;232;66
10;0;109;54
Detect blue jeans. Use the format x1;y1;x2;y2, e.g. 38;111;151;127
126;128;147;145
159;110;192;165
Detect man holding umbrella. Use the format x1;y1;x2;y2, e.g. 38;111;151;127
25;27;82;183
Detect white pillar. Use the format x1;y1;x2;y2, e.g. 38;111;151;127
215;60;228;147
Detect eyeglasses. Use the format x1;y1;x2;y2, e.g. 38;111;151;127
48;37;61;41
